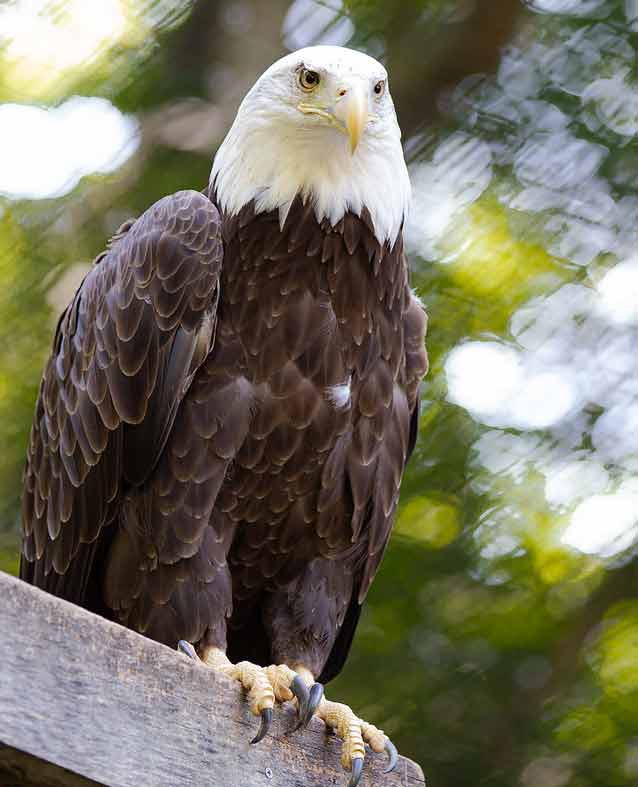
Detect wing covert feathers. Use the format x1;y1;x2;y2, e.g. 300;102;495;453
20;190;223;602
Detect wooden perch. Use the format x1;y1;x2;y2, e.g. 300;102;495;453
0;572;425;787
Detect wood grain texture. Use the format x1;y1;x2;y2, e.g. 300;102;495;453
0;572;425;787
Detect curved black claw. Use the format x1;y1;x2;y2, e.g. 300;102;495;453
347;758;364;787
384;737;399;773
178;640;199;661
289;676;310;733
291;676;310;713
301;682;324;728
251;708;273;745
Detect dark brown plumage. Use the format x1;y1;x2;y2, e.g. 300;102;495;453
20;185;427;684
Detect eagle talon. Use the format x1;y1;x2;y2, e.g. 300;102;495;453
177;640;199;661
347;757;364;787
384;737;398;773
290;675;310;732
251;708;273;745
301;682;324;728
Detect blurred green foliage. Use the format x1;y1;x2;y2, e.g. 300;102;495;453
2;1;638;785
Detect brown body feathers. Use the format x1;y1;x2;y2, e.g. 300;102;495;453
20;188;427;682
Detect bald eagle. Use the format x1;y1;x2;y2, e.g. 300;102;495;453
20;46;428;785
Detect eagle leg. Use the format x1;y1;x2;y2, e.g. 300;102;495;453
178;640;317;744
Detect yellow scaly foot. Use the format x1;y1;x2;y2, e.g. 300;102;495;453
177;641;322;744
283;664;398;787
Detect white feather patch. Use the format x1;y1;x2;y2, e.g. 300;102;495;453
326;377;352;410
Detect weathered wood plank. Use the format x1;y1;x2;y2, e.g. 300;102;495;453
0;572;425;787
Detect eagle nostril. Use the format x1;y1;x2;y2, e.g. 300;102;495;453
337;88;347;98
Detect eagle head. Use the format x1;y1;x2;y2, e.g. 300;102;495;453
211;45;410;247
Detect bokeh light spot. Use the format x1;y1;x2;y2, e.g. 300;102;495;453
396;496;461;548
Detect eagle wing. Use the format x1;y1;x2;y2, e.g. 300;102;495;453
358;289;429;599
20;190;223;605
319;272;428;684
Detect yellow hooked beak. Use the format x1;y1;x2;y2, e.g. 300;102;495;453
334;82;368;153
297;80;370;154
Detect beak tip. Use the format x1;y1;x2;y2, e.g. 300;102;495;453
347;121;363;154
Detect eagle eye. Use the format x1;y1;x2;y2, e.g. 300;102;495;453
374;80;386;97
298;68;321;91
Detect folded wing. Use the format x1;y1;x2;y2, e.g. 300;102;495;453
20;190;223;605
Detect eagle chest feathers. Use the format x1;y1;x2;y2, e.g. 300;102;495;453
170;197;416;603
